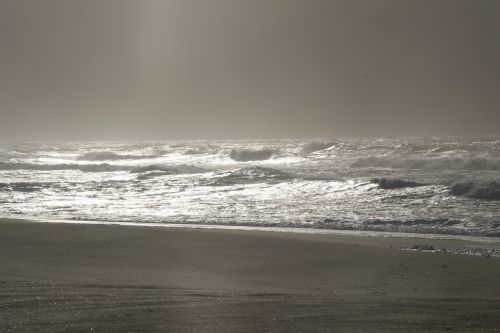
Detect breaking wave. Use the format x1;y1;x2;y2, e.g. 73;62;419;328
77;151;157;161
208;166;293;186
449;181;500;200
229;149;274;161
300;142;336;156
371;177;424;189
352;157;500;170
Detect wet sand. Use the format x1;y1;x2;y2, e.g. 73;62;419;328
1;218;500;332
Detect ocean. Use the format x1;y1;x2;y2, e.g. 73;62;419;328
0;137;499;238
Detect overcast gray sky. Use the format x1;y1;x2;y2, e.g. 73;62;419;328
1;0;499;140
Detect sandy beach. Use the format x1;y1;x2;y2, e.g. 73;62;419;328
1;218;500;332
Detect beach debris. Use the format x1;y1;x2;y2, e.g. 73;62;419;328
392;245;500;258
411;244;435;251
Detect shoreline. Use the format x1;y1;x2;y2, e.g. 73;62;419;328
2;218;500;331
4;216;500;245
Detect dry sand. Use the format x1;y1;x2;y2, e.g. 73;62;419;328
1;218;500;332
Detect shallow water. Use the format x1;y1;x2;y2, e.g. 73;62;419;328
0;137;499;237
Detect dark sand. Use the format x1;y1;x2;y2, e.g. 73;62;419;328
1;219;500;332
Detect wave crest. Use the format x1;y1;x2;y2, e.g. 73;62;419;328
184;149;206;155
0;182;51;192
0;162;128;172
449;181;500;200
130;164;206;176
352;157;500;170
300;142;335;156
229;149;274;161
208;166;292;186
0;161;207;176
371;177;424;189
77;151;156;161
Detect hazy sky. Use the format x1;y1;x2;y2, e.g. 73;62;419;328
1;0;499;140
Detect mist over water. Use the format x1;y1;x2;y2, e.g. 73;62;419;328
1;137;499;237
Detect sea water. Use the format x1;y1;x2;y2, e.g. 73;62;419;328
0;137;499;237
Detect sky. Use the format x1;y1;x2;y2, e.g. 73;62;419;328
1;0;499;140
